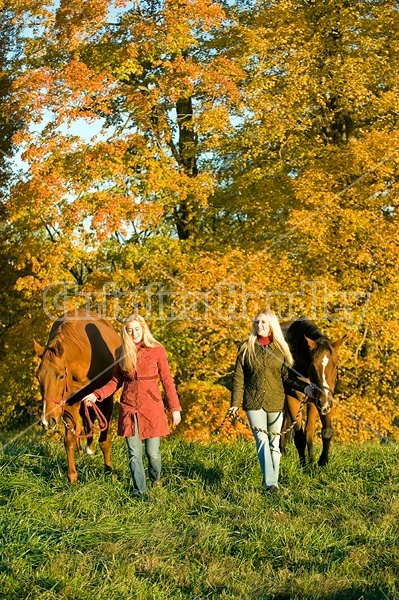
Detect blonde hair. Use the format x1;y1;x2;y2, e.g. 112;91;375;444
119;314;160;372
241;308;294;368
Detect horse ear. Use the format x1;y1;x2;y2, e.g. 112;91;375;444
305;336;317;350
33;340;44;357
332;334;348;350
53;340;64;357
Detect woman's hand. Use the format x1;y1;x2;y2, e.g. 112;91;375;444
82;393;97;407
172;411;181;427
228;406;239;417
304;384;316;399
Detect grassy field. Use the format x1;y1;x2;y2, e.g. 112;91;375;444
1;431;399;600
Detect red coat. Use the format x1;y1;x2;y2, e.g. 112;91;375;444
94;344;182;439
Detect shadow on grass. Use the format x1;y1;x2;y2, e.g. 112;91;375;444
0;433;124;488
253;588;395;600
177;457;223;487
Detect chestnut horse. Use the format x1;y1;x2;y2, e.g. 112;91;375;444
282;317;346;467
34;311;121;483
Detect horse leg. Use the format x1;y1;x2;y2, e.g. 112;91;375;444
80;404;95;455
287;394;306;467
85;435;95;455
98;397;113;475
293;427;307;467
305;403;318;464
63;405;80;484
280;410;291;454
318;410;334;467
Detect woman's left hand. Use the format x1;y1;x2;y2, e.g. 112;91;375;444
82;393;97;406
304;384;316;399
172;411;181;427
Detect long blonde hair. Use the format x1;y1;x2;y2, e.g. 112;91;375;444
241;308;294;368
119;314;160;372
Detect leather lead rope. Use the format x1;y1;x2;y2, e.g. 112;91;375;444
62;402;108;439
213;396;307;438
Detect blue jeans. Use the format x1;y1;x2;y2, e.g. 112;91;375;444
125;414;161;496
246;410;284;489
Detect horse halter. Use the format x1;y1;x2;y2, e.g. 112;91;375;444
309;364;335;414
44;366;70;407
317;384;334;413
317;382;334;394
309;357;336;390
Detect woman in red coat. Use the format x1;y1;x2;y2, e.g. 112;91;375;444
83;314;182;497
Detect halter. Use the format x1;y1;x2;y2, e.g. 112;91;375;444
310;381;335;415
309;362;336;399
60;366;70;404
44;366;70;408
317;383;334;394
44;366;108;439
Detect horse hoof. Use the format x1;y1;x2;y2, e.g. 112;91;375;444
85;444;95;455
104;465;112;475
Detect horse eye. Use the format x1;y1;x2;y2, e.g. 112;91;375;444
59;375;64;380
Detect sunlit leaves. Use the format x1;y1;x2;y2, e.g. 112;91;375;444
1;1;399;443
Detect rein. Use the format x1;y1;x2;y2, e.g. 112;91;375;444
46;366;70;407
62;402;108;439
214;394;308;438
319;383;334;393
313;382;334;414
46;367;108;439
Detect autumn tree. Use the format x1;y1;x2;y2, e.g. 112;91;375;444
0;7;42;427
2;0;399;441
1;0;246;427
210;0;399;439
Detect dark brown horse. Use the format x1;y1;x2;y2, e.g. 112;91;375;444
282;317;346;467
34;311;121;483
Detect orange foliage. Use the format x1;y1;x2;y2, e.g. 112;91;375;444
333;395;399;444
177;380;252;443
2;0;399;446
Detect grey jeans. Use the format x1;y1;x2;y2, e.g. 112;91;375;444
246;409;284;489
125;414;162;496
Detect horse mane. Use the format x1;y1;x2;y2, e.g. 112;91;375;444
59;320;86;347
286;317;333;360
47;314;92;351
46;312;118;355
312;338;333;358
286;317;322;341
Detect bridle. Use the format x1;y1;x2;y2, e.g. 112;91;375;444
43;366;70;410
309;362;336;415
43;366;107;438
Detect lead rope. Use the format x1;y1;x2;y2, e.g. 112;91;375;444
49;367;108;439
62;402;108;439
213;395;307;438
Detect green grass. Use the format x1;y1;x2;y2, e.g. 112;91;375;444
1;432;399;599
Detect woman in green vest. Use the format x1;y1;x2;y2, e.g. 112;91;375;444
229;308;315;494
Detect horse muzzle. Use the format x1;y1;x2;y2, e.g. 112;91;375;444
41;416;59;430
41;400;63;430
318;393;333;415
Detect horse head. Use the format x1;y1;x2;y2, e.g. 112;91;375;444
305;335;347;415
34;339;70;430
